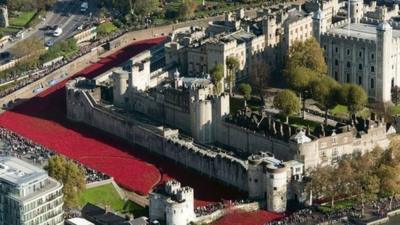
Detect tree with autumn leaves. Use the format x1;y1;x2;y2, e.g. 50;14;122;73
306;139;400;214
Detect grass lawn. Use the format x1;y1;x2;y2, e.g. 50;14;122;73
9;11;36;28
0;27;21;36
276;115;321;132
79;183;147;216
318;198;356;214
390;105;400;116
330;104;370;119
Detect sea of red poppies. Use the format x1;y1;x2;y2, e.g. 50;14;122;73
0;37;249;207
212;209;284;225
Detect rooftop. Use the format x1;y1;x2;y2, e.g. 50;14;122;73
223;30;258;43
327;22;400;40
0;157;47;186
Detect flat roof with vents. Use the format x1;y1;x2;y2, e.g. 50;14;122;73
0;157;47;186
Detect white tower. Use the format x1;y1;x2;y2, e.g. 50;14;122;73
376;21;393;102
312;9;325;42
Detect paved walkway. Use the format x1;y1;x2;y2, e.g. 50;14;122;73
123;190;149;207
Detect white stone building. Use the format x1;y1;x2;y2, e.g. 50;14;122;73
165;27;265;82
149;180;195;225
319;21;398;103
0;157;64;225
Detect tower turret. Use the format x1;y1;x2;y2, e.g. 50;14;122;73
312;9;325;42
349;0;363;23
376;21;393;102
111;69;129;107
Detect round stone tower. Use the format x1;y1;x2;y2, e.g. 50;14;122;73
265;164;287;213
111;69;129;107
247;154;265;199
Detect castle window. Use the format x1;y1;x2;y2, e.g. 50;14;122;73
359;64;363;70
270;174;274;179
371;53;375;60
347;61;351;68
335;47;338;53
347;73;350;82
359;51;362;57
273;187;277;191
334;71;338;81
335;59;338;66
371;66;375;72
254;179;258;183
358;76;362;85
371;78;374;89
347;49;350;55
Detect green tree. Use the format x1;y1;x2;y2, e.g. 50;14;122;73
226;56;240;96
179;0;196;19
285;66;318;118
47;156;86;208
351;151;381;215
287;37;327;75
249;59;269;104
11;37;44;60
310;76;341;124
377;140;400;209
340;84;368;119
273;89;300;123
239;83;252;103
132;0;159;15
211;64;224;94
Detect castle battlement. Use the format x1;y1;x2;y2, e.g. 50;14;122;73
323;32;376;44
326;19;349;30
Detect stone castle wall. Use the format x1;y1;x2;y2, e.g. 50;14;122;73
66;84;249;192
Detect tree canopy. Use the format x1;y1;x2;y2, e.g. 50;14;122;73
239;83;252;101
179;0;196;19
287;37;327;75
211;64;224;94
273;89;300;123
249;59;269;103
310;76;341;124
11;37;44;59
46;155;86;208
306;142;400;213
226;56;240;96
340;84;368;118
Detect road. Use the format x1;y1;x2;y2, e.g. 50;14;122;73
1;0;95;53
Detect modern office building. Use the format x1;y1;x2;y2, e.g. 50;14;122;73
0;157;64;225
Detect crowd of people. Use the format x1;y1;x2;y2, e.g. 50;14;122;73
265;197;400;225
194;199;254;217
0;127;110;183
195;202;225;217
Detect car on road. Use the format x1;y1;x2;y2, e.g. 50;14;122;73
62;11;70;17
53;27;63;37
0;52;10;59
81;2;88;12
45;40;55;47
